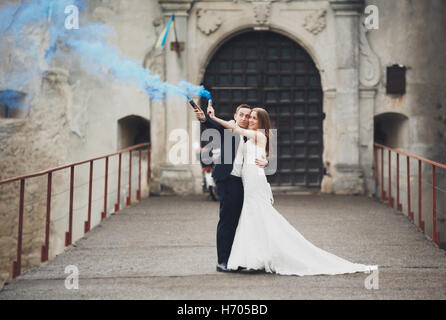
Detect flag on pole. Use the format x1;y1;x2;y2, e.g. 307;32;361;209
155;15;175;48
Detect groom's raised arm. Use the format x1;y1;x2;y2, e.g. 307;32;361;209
194;105;225;134
202;112;225;133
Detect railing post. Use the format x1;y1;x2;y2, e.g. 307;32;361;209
381;148;385;201
137;149;142;201
115;153;122;212
396;153;402;211
84;160;93;233
432;165;440;245
388;149;393;208
418;159;424;231
12;179;25;279
407;156;413;220
102;157;109;220
41;172;52;262
147;145;151;185
374;146;379;186
126;150;132;206
65;166;74;246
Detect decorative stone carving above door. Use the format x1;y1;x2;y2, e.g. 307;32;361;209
252;1;272;25
359;21;380;87
303;9;326;35
197;9;222;35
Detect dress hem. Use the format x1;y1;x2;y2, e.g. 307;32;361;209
227;264;379;277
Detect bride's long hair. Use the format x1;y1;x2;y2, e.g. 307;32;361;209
252;107;272;157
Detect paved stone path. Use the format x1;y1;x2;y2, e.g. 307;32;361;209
1;194;445;299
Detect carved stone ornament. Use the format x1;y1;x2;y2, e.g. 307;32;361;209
303;9;327;35
142;16;166;80
359;21;380;87
252;1;272;25
92;1;117;23
197;9;223;35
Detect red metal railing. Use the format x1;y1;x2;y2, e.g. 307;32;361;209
374;142;444;246
0;142;151;279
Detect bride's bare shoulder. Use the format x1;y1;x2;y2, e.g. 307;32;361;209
252;131;267;147
256;131;267;141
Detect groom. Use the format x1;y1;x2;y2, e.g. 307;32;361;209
194;101;268;272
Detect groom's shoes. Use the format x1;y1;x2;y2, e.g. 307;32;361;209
216;262;235;273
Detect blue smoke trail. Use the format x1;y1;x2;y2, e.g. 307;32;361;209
0;0;211;109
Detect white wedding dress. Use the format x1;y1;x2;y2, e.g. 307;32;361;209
227;138;378;276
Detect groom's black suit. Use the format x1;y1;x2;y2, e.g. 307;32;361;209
201;113;245;265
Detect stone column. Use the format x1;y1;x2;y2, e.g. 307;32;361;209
330;0;364;194
158;0;195;195
359;87;377;197
321;89;337;194
147;17;166;195
358;18;380;198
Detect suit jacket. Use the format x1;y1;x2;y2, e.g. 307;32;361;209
201;113;242;182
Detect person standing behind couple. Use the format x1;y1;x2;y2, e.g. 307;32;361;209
194;101;269;272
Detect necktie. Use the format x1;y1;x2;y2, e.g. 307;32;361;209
243;136;247;142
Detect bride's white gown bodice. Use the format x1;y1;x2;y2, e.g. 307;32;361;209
227;138;378;276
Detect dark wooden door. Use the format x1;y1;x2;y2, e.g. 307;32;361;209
201;31;324;188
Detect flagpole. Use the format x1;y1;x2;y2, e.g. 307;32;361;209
172;14;181;57
173;14;178;43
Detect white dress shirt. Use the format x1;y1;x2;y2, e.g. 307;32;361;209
230;125;245;177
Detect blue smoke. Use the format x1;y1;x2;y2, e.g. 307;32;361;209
0;0;211;109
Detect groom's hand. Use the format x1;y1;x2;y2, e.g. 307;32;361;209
255;157;268;168
193;106;206;122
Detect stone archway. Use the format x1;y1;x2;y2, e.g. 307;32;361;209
200;30;324;189
374;112;409;149
117;115;151;150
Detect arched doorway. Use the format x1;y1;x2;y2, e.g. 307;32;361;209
201;31;324;188
117;115;150;150
374;112;409;149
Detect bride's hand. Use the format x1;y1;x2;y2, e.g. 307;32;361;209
207;103;215;119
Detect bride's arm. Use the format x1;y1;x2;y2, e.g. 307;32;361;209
206;105;263;142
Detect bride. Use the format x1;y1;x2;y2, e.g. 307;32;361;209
207;104;378;276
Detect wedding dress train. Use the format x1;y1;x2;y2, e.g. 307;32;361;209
227;138;378;276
